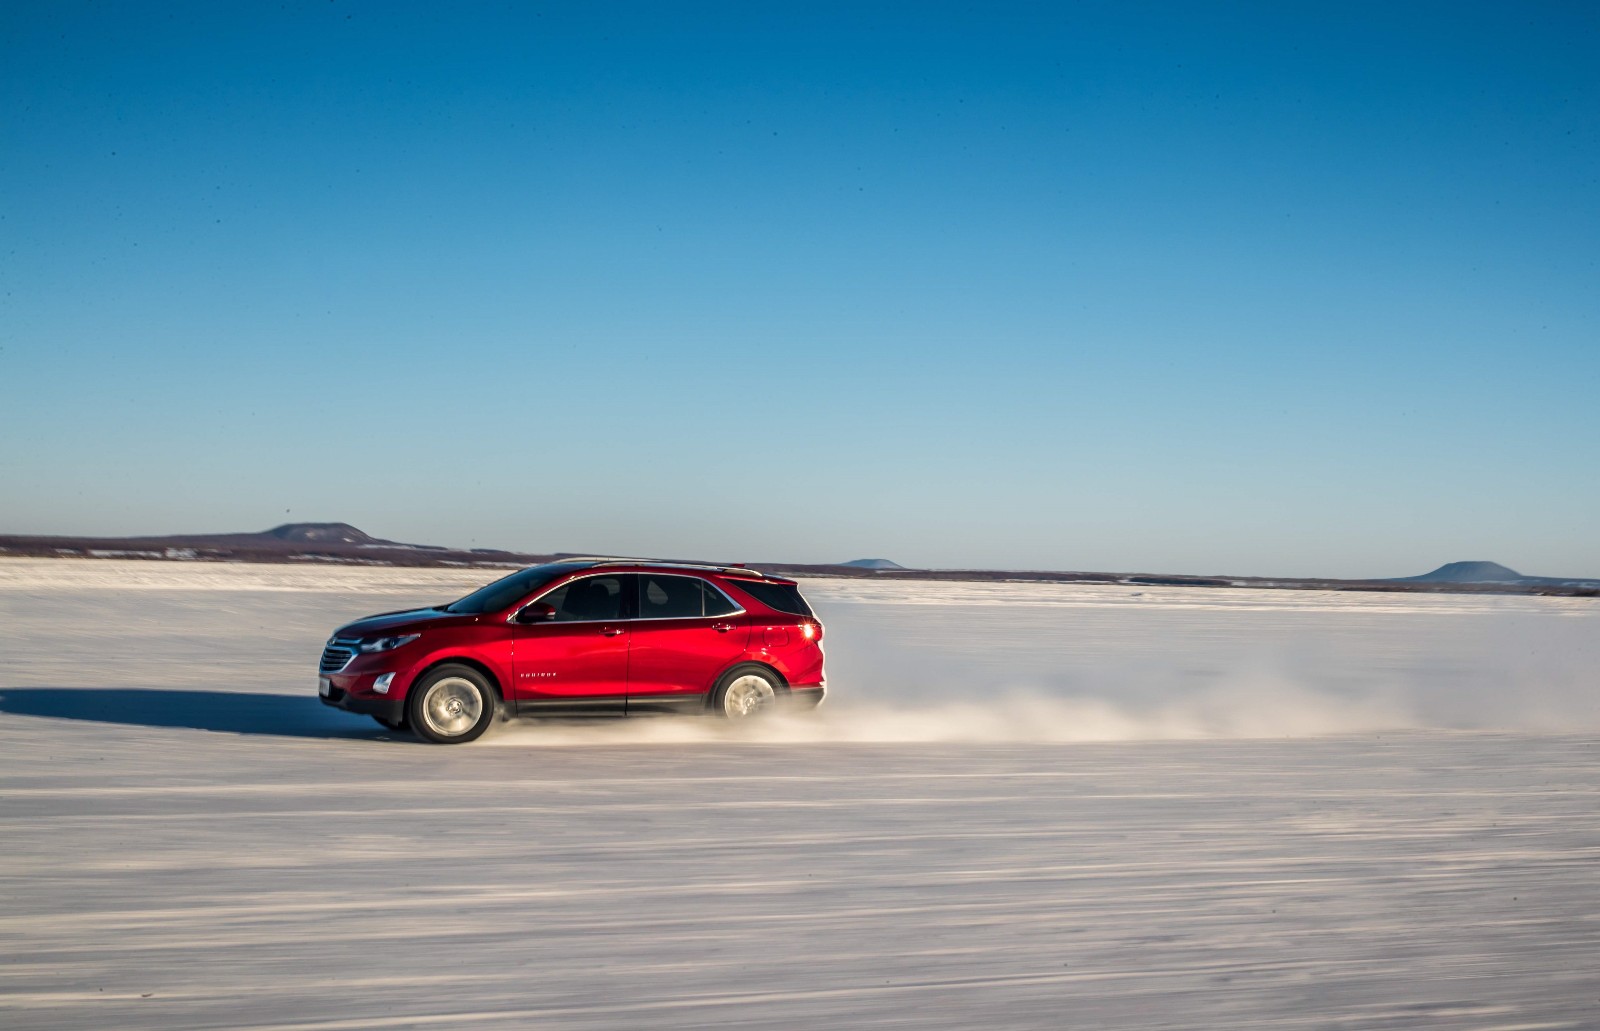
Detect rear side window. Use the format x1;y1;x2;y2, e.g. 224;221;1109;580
639;574;742;619
639;574;704;619
730;580;812;616
702;581;738;617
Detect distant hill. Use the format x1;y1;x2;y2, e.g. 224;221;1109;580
841;558;907;570
0;522;465;565
262;522;387;545
1398;561;1600;589
136;522;443;551
1404;561;1527;584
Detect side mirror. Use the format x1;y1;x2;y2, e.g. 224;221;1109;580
514;602;557;624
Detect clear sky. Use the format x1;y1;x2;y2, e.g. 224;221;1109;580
3;2;1596;577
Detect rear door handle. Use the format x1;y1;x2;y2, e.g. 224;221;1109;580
599;627;625;637
711;622;735;633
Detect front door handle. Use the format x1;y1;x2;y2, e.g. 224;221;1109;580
599;627;625;637
711;622;734;633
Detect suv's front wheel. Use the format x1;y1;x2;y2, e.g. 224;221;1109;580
407;664;497;744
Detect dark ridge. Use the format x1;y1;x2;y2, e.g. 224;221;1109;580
263;522;387;545
1;527;1596;597
1401;561;1526;584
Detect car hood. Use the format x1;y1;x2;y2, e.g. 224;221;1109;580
334;607;479;639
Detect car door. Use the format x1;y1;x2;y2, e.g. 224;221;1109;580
625;573;750;712
511;573;631;711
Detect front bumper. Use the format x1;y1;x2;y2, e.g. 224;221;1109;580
319;678;405;723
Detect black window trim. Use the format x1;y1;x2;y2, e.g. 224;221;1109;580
510;572;744;624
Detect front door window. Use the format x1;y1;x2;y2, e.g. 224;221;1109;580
539;575;626;622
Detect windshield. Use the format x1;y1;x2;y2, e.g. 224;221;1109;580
443;564;581;614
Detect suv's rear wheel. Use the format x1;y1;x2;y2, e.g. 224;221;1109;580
407;664;496;744
714;665;781;719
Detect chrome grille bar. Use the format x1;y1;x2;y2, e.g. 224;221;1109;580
319;637;360;673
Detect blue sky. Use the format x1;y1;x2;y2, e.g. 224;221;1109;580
3;2;1596;577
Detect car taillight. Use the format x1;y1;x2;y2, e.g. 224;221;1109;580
801;621;822;642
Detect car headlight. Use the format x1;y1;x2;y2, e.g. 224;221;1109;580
358;634;420;653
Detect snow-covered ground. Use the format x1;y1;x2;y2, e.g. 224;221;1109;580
2;558;1598;1029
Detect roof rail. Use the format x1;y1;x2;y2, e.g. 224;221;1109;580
554;556;767;578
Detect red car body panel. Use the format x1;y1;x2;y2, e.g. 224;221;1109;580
513;621;631;702
318;562;824;726
624;617;754;702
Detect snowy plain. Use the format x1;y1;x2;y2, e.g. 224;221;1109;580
2;558;1598;1029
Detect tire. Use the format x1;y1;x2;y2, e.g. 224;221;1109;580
406;664;497;744
712;664;782;720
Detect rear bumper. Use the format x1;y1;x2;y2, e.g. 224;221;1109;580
320;682;405;723
788;685;826;709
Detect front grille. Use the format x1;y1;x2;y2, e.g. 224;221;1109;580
320;637;359;673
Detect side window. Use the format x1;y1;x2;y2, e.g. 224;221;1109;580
539;576;625;621
639;574;706;619
701;580;738;617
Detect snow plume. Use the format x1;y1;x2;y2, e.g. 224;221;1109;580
483;673;1416;748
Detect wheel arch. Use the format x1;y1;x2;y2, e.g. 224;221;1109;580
412;655;505;702
707;659;788;711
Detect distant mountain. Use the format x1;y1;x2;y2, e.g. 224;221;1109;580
263;523;387;545
841;558;907;570
146;521;441;550
1399;561;1600;589
0;522;466;564
1404;561;1527;584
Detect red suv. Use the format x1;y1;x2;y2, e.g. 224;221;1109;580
317;560;825;743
